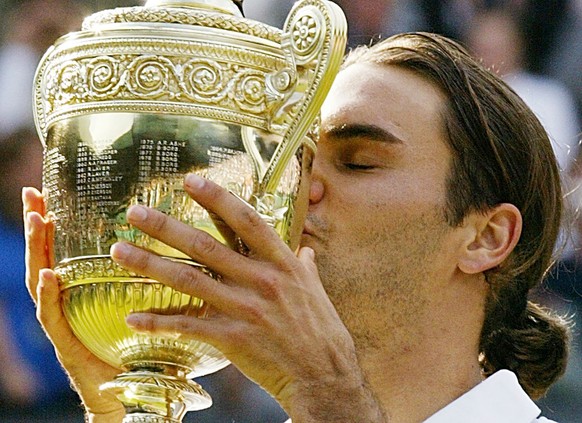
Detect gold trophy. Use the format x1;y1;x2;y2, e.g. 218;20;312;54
33;0;346;421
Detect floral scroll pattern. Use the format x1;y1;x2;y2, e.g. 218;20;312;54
44;54;274;117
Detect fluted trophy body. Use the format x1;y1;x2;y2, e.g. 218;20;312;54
33;0;346;421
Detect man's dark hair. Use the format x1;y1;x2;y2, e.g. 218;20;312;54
343;32;570;399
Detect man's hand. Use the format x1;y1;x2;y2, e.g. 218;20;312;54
23;187;125;423
110;174;386;422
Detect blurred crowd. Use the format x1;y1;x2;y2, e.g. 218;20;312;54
0;0;580;422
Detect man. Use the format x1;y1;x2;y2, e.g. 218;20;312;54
23;32;570;422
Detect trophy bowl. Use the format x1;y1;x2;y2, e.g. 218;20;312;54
33;0;346;421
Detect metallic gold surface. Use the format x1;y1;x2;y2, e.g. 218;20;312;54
34;0;346;421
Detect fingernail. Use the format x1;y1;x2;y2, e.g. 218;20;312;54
185;173;206;190
111;242;131;260
127;205;147;222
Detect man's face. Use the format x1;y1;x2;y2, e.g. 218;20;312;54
302;63;466;351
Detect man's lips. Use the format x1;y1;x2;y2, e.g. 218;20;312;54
302;224;314;236
302;215;325;240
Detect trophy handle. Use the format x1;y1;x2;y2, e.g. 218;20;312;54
259;0;347;194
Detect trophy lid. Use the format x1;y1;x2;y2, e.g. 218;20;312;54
144;0;243;16
80;0;281;43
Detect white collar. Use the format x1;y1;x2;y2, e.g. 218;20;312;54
284;370;544;423
424;370;541;423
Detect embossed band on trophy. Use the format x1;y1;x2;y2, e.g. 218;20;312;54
33;0;346;421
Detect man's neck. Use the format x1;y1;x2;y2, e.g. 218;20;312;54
356;276;487;422
359;340;483;422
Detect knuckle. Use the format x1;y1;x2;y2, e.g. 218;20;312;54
241;206;263;229
174;264;202;293
255;273;283;302
239;299;267;324
132;249;151;272
189;231;217;257
174;317;194;334
141;315;155;332
149;211;168;233
204;181;224;204
279;258;303;277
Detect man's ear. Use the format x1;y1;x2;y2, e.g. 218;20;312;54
458;203;522;275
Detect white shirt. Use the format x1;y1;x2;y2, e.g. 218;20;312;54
284;370;554;423
425;370;553;423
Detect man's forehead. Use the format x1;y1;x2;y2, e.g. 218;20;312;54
323;64;445;129
320;63;449;152
320;65;379;124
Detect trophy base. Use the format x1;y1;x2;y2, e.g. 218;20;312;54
101;369;212;423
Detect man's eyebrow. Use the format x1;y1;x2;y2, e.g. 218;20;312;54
322;123;404;144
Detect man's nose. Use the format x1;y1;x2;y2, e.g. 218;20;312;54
309;170;324;205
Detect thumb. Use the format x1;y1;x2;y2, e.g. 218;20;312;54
297;246;318;274
36;269;81;355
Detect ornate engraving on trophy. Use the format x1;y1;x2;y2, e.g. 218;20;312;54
42;51;286;133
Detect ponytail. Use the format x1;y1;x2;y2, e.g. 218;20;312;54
480;301;571;399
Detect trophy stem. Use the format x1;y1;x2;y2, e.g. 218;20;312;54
101;368;212;422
